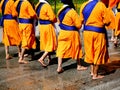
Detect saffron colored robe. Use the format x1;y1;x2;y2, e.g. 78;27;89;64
115;12;120;36
0;0;21;46
12;0;36;49
80;1;111;65
56;6;83;59
35;2;57;52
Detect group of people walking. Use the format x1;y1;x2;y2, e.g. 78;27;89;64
0;0;120;80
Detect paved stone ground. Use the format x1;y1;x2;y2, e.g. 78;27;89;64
0;26;120;90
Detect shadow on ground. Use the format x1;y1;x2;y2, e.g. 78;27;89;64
99;60;120;75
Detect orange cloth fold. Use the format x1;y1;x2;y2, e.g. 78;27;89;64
0;0;21;46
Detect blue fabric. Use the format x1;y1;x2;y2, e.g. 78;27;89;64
83;1;109;47
36;3;45;17
16;1;22;16
58;6;77;31
0;0;8;26
39;19;51;24
59;23;77;31
58;6;71;22
3;14;16;19
2;0;8;14
0;17;4;26
82;1;98;23
19;18;33;24
83;25;106;33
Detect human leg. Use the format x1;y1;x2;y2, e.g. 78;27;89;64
90;65;94;76
114;36;118;47
5;46;12;60
17;45;21;57
57;57;64;73
77;59;87;71
92;65;104;80
38;51;49;67
111;29;115;41
18;48;28;64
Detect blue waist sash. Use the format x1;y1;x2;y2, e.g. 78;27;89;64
39;19;52;24
59;23;77;31
19;18;33;24
83;25;105;33
3;14;16;19
0;14;16;26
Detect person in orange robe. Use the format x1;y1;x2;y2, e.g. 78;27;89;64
79;0;113;79
0;0;21;60
35;0;57;67
114;2;120;47
56;0;87;73
12;0;37;64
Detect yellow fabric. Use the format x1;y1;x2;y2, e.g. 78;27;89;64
0;0;21;46
117;2;120;9
106;8;115;30
80;1;110;65
56;7;83;59
115;12;120;36
80;1;112;28
12;0;36;49
35;2;57;52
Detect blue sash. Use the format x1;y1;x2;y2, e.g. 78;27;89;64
59;23;77;31
83;25;106;33
3;14;17;19
58;6;77;31
0;0;8;26
36;2;44;17
39;19;51;24
16;1;23;16
83;1;109;47
82;1;105;33
36;3;51;25
19;18;33;24
82;1;97;23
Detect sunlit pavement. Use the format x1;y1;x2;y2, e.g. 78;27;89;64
0;30;120;90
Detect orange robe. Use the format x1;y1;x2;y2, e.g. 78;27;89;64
12;0;36;49
0;0;21;46
106;8;115;30
35;2;57;52
56;6;83;59
115;12;120;36
80;1;111;65
114;2;120;36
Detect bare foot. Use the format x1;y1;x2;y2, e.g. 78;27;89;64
38;59;47;67
57;67;64;74
6;55;12;60
18;59;28;64
24;54;29;57
77;66;87;71
92;75;104;80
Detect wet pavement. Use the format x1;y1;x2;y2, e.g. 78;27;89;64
0;30;120;90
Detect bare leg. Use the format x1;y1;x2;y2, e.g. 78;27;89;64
17;45;21;57
18;48;28;64
77;59;87;71
92;65;104;80
57;57;64;73
90;65;94;76
46;54;51;65
5;46;12;60
111;30;115;41
38;51;49;67
114;36;118;47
